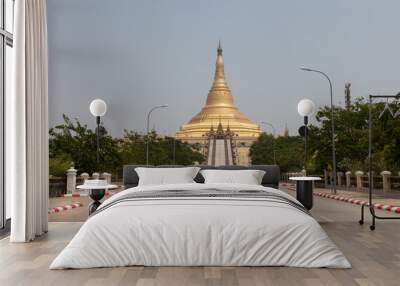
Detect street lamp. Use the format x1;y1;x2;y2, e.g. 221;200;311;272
297;99;315;172
146;104;168;166
300;66;337;194
89;99;107;164
172;136;176;165
260;121;277;165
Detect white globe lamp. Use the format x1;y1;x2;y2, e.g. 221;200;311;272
297;98;315;174
297;99;315;117
90;99;107;117
89;99;107;164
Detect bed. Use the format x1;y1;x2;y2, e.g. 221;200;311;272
50;165;350;269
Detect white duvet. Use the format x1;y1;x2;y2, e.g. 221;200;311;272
50;183;351;269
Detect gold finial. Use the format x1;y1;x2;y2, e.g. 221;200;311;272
214;41;225;81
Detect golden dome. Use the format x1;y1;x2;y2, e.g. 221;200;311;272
176;43;261;139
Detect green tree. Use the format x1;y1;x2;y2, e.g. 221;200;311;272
50;116;205;177
251;98;400;174
168;137;204;165
120;131;204;166
308;98;400;173
49;114;123;176
119;130;147;165
250;133;304;172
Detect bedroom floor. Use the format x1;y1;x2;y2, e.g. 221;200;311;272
1;189;399;286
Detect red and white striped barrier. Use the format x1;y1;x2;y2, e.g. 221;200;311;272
63;193;88;197
63;191;115;197
48;202;83;214
281;183;400;214
314;192;400;214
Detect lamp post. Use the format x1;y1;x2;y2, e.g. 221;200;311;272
89;99;107;165
146;104;168;166
172;137;176;165
297;99;315;172
260;121;277;164
300;67;337;194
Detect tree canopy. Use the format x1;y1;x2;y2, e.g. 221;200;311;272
250;98;400;174
308;98;400;173
49;115;204;177
250;133;304;173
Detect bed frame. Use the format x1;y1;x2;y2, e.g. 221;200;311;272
123;165;281;189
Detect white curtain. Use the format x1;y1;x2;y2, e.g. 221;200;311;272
7;0;49;242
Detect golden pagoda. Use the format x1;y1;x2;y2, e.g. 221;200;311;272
176;43;262;140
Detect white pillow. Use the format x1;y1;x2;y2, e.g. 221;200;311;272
135;167;201;186
200;169;266;185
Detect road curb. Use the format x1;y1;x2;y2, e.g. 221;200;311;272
281;183;400;214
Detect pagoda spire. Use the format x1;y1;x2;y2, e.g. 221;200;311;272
175;44;262;141
283;123;289;137
204;42;234;108
214;41;226;82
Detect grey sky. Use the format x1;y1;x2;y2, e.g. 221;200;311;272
47;0;400;137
